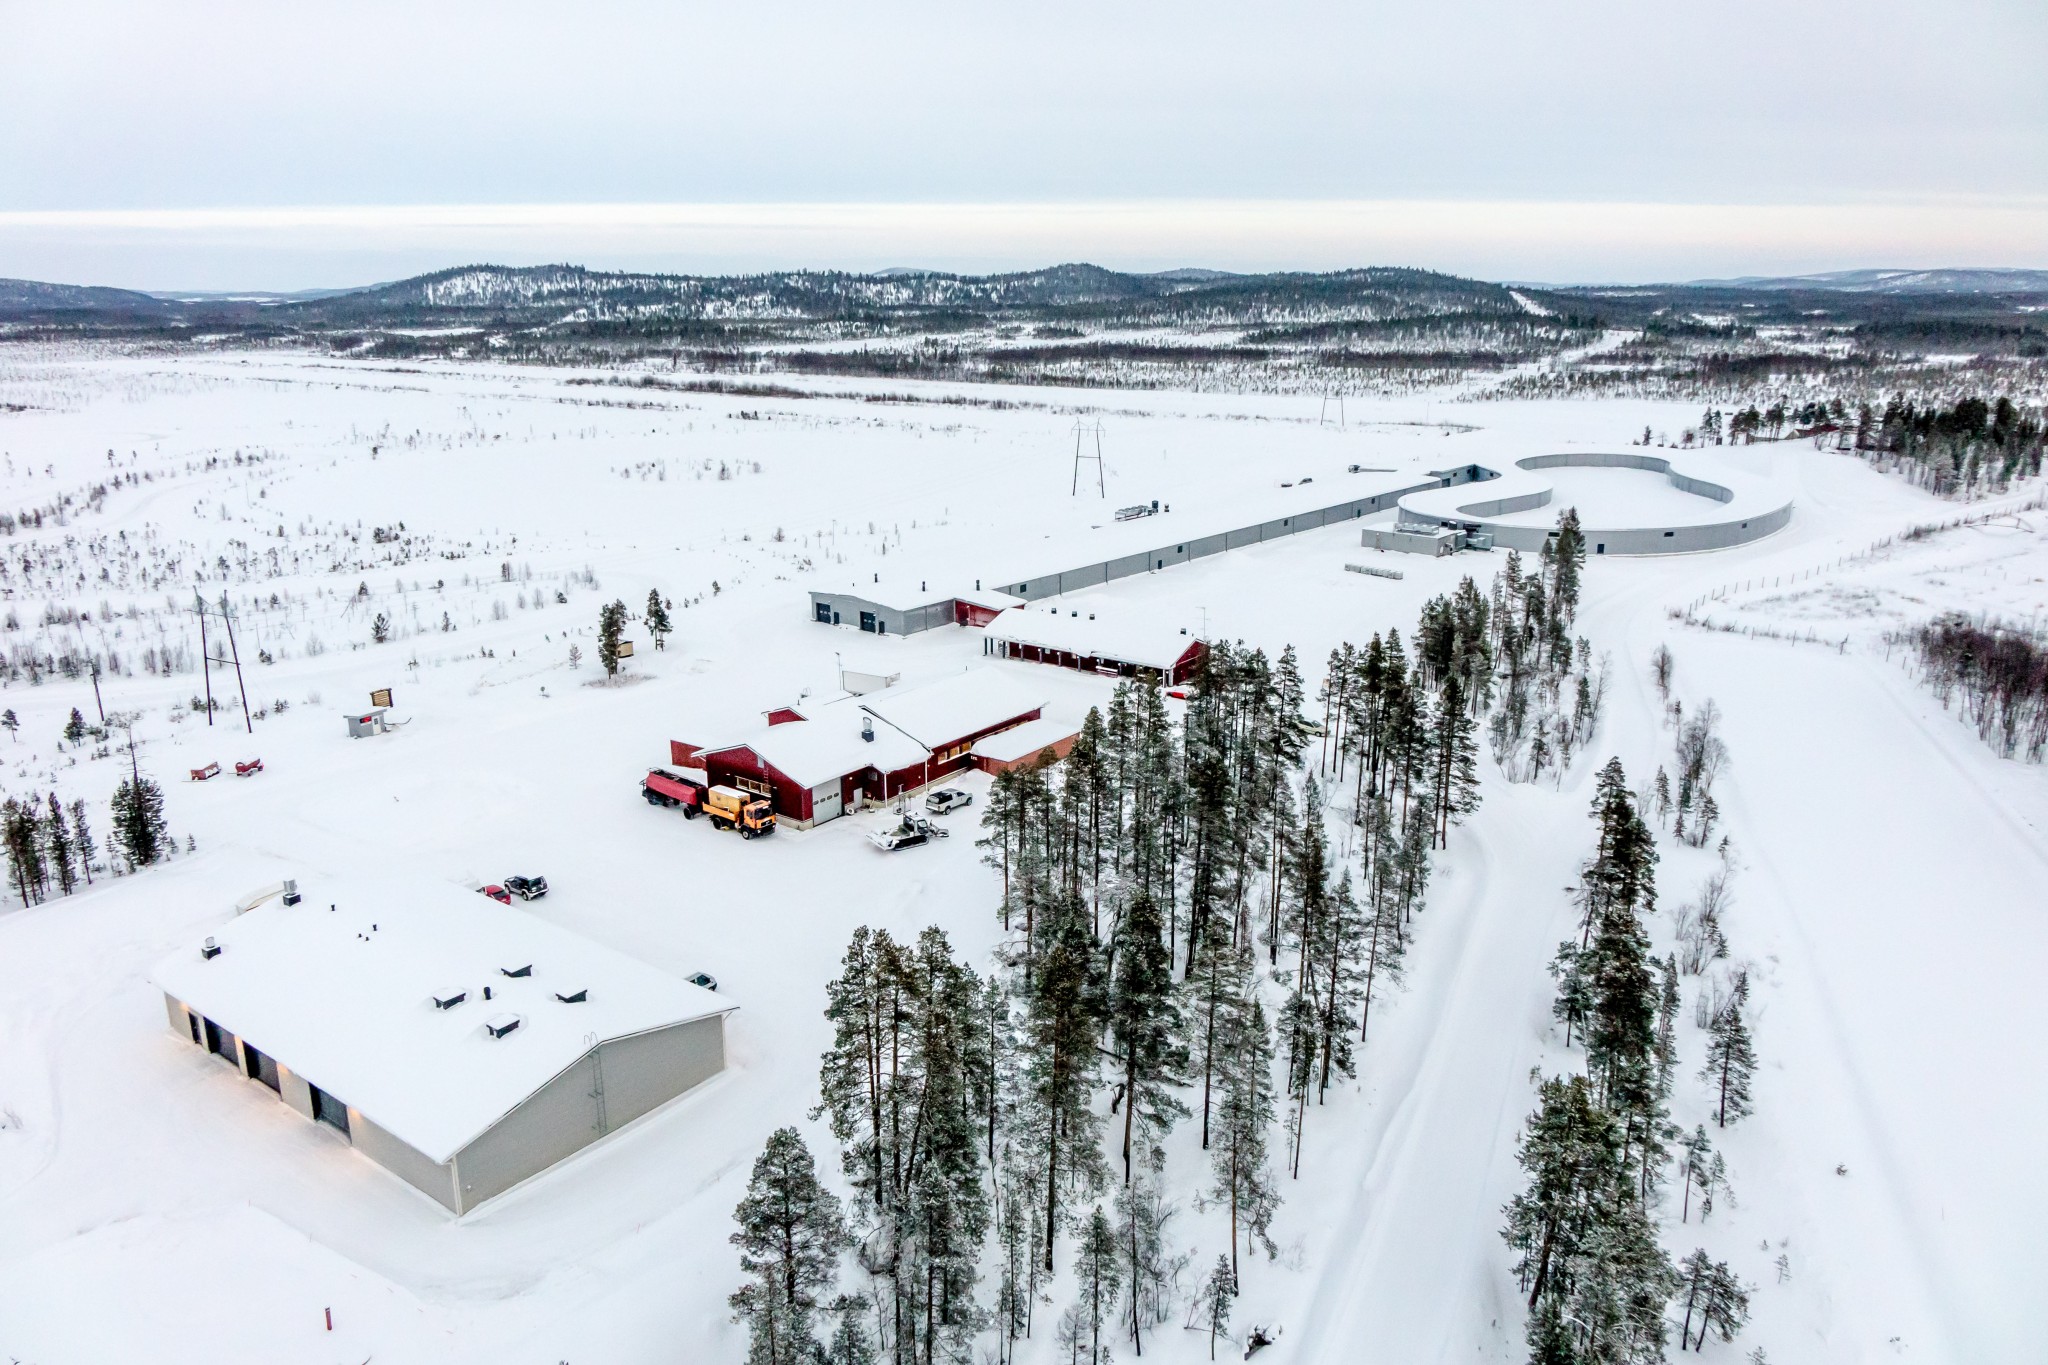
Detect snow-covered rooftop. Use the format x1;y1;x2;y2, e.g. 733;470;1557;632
858;668;1045;749
807;569;1021;614
971;715;1080;765
704;669;1044;786
717;701;928;788
980;603;1204;672
151;880;731;1164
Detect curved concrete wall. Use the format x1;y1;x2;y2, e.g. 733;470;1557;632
1397;451;1791;556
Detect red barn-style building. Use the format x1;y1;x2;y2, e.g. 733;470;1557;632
689;671;1047;828
978;604;1207;686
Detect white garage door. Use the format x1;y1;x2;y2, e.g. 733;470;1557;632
812;782;843;824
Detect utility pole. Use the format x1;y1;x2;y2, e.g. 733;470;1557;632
193;593;215;726
89;659;105;724
1072;420;1105;498
217;592;253;736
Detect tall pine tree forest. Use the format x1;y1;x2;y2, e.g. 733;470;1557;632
733;513;1639;1363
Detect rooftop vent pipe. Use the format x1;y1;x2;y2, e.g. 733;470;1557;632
201;937;222;960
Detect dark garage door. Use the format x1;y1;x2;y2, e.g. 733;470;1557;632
310;1085;351;1136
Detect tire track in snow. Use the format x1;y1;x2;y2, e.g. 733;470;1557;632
1289;784;1581;1363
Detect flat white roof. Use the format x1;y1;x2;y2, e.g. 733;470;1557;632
972;715;1081;765
980;604;1203;672
152;879;731;1164
859;668;1045;749
807;572;1021;614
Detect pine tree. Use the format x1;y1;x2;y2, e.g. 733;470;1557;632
1549;941;1591;1048
371;611;390;643
824;1305;878;1365
1074;1206;1121;1364
1678;1251;1749;1351
1107;892;1187;1183
1695;1260;1744;1358
1503;1074;1619;1314
729;1127;849;1365
597;599;628;678
1;708;17;741
645;588;673;649
1022;893;1107;1270
1701;976;1757;1127
1201;1255;1235;1361
63;707;85;745
1679;1125;1714;1223
111;775;168;868
2;798;45;906
68;798;95;885
1210;994;1278;1281
44;793;76;897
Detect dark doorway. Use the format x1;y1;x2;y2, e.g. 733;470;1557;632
203;1018;237;1063
186;1010;202;1045
310;1085;351;1136
859;611;877;633
243;1044;281;1093
814;601;832;624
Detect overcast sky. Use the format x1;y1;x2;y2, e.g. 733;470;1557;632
2;0;2042;289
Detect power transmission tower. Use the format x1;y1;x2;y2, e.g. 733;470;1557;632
216;593;253;736
1072;420;1105;498
193;594;254;735
192;593;215;727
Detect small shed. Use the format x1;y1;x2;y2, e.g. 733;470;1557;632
347;708;391;738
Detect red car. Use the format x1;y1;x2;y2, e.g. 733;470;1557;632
479;884;512;905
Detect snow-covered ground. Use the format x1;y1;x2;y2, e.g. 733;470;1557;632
0;347;2039;1364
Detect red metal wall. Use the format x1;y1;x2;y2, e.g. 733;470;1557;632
700;745;815;822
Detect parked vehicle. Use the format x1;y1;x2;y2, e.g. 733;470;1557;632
924;787;973;814
503;875;548;901
234;757;263;777
704;784;775;838
868;815;950;851
643;767;705;817
478;884;512;905
189;761;221;781
687;971;719;992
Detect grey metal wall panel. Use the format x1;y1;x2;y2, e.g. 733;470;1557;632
354;1113;460;1212
453;1054;603;1211
1104;552;1150;582
1189;533;1229;559
593;1017;726;1132
163;991;189;1039
449;1018;729;1213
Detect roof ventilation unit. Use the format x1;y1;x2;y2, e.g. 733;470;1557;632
554;989;588;1004
500;964;533;978
861;716;874;743
431;991;467;1010
201;937;222;960
485;1014;523;1039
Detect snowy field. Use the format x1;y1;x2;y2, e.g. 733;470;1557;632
0;346;2041;1364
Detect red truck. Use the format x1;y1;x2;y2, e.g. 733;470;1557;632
643;768;706;818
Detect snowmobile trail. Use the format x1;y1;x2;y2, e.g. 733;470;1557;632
1289;781;1582;1364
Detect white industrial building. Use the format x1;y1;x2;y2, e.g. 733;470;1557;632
153;879;733;1214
